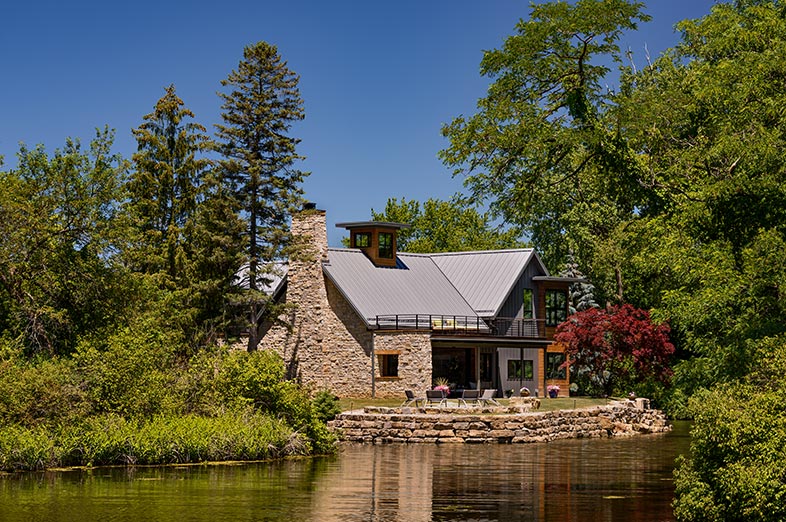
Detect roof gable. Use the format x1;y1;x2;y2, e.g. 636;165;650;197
430;249;548;317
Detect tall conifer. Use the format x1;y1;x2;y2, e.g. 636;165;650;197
127;85;212;283
215;41;308;352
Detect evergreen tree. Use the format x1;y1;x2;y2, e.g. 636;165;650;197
215;41;308;352
126;85;212;283
559;251;598;314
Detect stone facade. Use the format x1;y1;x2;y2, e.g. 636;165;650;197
261;210;431;397
329;402;670;444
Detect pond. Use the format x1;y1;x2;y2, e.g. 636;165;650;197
0;422;691;521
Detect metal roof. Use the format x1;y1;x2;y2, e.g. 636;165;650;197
430;249;547;317
322;249;478;325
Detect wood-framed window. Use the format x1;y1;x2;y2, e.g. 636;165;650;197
354;232;371;247
522;288;534;319
377;352;399;378
378;232;393;259
545;289;568;326
546;352;566;380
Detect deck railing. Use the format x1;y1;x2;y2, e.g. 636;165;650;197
373;315;544;339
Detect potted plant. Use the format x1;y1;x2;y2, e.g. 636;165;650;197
433;377;450;397
547;384;560;398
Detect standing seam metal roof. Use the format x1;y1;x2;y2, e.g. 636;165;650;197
430;249;544;317
322;249;478;324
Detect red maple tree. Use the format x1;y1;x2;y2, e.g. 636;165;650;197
554;304;675;397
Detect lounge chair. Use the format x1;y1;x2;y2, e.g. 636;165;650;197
426;389;447;406
479;389;501;407
461;389;481;406
400;389;425;408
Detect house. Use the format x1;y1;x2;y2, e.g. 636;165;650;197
260;207;576;398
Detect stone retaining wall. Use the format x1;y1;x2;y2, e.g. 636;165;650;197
328;401;670;444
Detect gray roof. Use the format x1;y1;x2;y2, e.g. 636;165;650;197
430;249;547;317
322;249;478;324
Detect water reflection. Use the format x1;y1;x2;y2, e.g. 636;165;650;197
0;422;689;522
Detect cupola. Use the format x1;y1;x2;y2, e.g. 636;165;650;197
336;221;410;267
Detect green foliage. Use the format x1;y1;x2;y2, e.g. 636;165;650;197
369;196;525;253
74;315;181;417
441;0;650;296
0;411;301;471
674;341;786;521
312;390;341;423
216;41;309;351
0;129;127;355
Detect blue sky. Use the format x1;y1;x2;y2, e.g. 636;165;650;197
2;1;718;246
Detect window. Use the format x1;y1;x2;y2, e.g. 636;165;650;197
522;288;533;319
378;353;399;377
378;232;393;259
354;232;371;247
507;359;533;380
546;352;566;380
480;352;493;381
545;289;568;326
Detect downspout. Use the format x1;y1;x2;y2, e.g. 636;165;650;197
371;334;376;399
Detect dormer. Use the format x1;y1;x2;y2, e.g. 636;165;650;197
336;221;410;268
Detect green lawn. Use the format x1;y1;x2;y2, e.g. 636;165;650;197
338;396;614;413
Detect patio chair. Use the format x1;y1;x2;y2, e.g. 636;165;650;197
461;389;481;406
425;389;447;407
400;389;425;408
479;389;501;407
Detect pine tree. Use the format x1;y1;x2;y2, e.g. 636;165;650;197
215;41;308;351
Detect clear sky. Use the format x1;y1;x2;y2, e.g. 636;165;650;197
2;0;718;246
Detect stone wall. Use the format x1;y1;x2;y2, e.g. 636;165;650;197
373;331;432;398
261;210;431;398
329;402;670;444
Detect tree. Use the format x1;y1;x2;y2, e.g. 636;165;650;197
559;251;599;314
369;196;525;253
0;129;126;355
674;338;786;522
126;84;212;283
215;41;308;351
555;304;674;397
441;0;651;301
124;86;239;347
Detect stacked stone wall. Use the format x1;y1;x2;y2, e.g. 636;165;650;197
261;210;433;398
329;402;670;444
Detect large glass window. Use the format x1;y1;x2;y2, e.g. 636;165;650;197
545;289;568;326
507;359;534;380
546;352;566;380
378;232;393;259
522;288;533;319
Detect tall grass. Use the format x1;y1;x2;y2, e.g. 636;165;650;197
0;410;307;472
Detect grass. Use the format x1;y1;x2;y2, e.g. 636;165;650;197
338;396;615;413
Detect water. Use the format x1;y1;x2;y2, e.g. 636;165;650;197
0;422;690;521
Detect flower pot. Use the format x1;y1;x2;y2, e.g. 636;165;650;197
548;390;558;398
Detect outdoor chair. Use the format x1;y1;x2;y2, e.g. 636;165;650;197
425;389;447;407
479;389;501;407
461;389;481;406
400;389;425;408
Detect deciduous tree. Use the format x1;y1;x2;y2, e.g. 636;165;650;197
370;196;525;253
555;304;674;397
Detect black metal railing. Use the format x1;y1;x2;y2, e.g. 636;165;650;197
373;315;544;339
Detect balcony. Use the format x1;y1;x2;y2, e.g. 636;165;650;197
372;315;544;339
